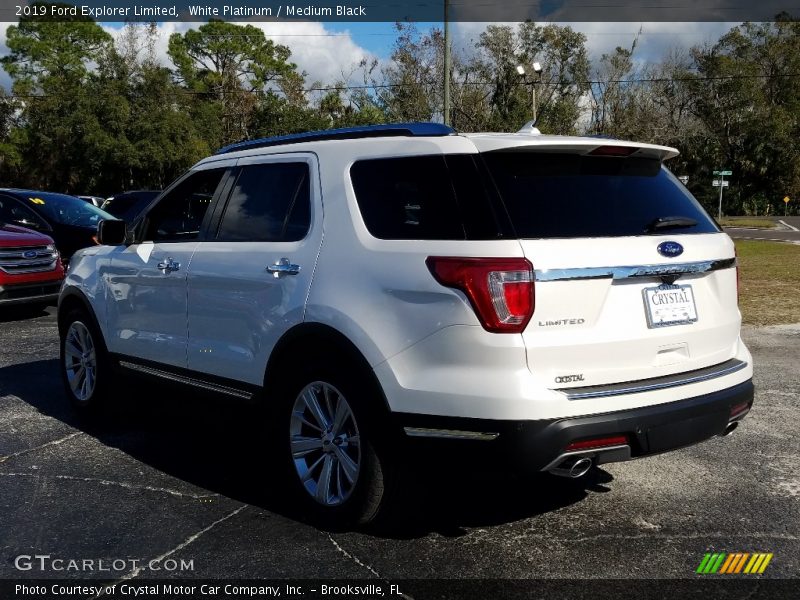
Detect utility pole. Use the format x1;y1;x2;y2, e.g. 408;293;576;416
443;0;451;126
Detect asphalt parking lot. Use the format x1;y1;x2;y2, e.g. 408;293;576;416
1;307;798;589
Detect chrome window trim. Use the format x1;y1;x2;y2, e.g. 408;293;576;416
534;257;736;282
559;359;747;400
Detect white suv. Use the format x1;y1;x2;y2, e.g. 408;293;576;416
58;123;753;524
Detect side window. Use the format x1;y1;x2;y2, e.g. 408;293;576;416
0;197;48;231
144;168;226;242
350;156;466;240
216;162;311;242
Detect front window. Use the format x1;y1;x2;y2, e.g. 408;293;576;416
144;168;226;242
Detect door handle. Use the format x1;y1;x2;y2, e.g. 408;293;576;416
157;257;180;274
266;257;301;278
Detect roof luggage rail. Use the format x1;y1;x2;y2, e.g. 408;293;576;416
215;123;456;155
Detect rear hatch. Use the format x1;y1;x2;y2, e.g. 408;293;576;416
479;142;740;390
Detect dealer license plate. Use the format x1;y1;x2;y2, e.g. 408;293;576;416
642;284;698;328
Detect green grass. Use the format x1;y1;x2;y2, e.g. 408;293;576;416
735;240;800;326
719;218;776;229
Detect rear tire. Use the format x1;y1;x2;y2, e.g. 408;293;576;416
59;308;111;414
278;359;398;527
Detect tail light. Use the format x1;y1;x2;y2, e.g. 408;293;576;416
734;248;740;305
426;257;534;333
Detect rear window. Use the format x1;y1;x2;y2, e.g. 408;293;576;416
482;152;719;238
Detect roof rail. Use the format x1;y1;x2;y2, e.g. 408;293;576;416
215;122;456;155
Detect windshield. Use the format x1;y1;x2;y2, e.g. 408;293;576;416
22;192;115;228
482;152;719;238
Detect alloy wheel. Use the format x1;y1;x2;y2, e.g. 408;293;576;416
289;381;362;506
63;321;97;402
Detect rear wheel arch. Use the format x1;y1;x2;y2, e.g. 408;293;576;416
263;323;391;416
265;323;401;525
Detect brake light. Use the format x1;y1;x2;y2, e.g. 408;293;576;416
734;248;740;305
588;145;638;157
426;257;534;333
565;435;629;451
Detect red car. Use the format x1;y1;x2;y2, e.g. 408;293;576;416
0;222;64;307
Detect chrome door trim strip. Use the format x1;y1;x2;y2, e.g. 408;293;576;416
559;359;747;400
534;257;736;282
118;360;254;400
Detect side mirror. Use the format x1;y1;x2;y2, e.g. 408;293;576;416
97;219;127;246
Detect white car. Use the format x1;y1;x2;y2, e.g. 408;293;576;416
58;123;753;525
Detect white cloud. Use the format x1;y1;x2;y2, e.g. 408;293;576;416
0;20;745;94
101;21;374;89
453;21;740;66
572;21;739;64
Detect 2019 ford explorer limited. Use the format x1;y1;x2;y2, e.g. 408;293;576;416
0;223;64;307
58;123;753;525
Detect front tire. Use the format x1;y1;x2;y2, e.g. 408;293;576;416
59;309;110;413
280;363;397;526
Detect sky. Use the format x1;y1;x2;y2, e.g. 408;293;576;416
0;20;741;93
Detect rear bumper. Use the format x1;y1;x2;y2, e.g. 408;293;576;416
394;379;754;473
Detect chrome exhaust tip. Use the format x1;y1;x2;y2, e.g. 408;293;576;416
722;421;738;437
549;456;594;479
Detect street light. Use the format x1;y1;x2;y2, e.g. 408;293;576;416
517;62;543;123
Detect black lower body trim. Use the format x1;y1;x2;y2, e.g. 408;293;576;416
393;380;754;473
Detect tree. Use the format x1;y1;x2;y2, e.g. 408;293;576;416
168;20;305;147
684;19;800;214
378;23;441;122
1;3;113;191
466;23;589;133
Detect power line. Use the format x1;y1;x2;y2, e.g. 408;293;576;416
2;71;797;99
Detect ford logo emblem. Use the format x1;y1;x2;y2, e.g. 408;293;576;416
22;250;38;259
657;241;684;258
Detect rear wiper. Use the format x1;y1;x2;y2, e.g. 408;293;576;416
645;216;698;233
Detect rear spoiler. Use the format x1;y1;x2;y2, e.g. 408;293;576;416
466;135;679;162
